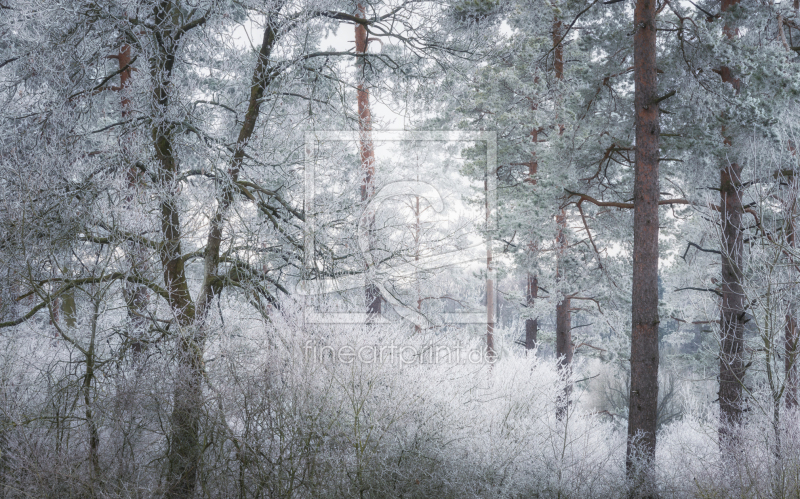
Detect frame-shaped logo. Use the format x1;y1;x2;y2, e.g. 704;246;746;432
298;131;497;327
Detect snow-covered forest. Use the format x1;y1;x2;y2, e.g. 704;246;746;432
1;0;800;497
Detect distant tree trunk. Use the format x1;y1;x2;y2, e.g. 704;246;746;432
356;3;381;317
84;296;101;489
525;273;538;350
718;0;746;443
555;209;573;420
626;0;660;480
60;284;76;328
486;172;496;360
525;122;539;351
787;217;799;410
0;414;8;499
787;317;799;410
415;193;422;334
553;17;573;419
790;0;800;407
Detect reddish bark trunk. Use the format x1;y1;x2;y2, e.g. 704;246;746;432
525;119;539;351
626;0;660;476
718;0;746;442
719;163;745;434
553;18;572;418
356;4;381;316
553;19;563;80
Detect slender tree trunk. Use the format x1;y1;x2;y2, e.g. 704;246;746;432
0;414;8;499
525;273;538;350
552;17;573;419
524;112;540;351
197;20;277;318
84;297;101;494
486;173;496;360
555;208;573;420
154;81;201;499
787;316;799;410
415;194;422;334
626;0;660;482
356;3;381;316
718;0;746;443
787;217;799;410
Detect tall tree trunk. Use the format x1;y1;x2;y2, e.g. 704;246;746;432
719;163;745;434
787;216;799;410
555;208;573;421
155;80;201;499
525;125;539;350
626;0;660;481
787;4;799;412
356;3;381;316
718;0;746;443
147;4;202;497
414;193;424;334
486;173;496;360
84;297;101;492
553;17;573;419
787;317;799;410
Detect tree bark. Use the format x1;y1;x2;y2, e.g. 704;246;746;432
147;4;202;497
524;116;540;351
356;3;381;317
555;211;573;420
787;315;799;410
626;0;660;480
718;0;746;443
719;162;745;434
553;17;573;418
525;273;538;350
486;173;496;360
787;217;799;410
555;215;573;420
197;19;277;319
